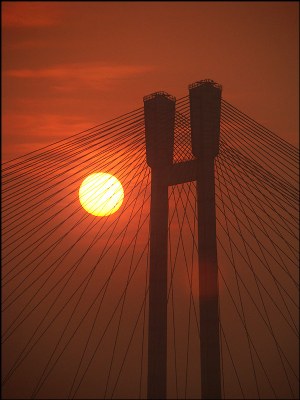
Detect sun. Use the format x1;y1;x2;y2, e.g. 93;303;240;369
79;172;124;216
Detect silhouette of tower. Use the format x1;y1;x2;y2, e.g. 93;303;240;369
189;80;222;399
144;80;222;399
144;91;176;400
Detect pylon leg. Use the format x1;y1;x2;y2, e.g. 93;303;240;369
147;168;168;399
197;158;221;399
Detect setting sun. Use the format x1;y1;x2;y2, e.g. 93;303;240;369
79;172;124;216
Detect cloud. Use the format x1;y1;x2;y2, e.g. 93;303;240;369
4;63;155;92
3;61;155;161
2;2;63;28
2;112;96;160
5;63;154;80
3;112;92;140
4;38;51;49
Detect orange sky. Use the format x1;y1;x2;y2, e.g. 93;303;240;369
2;1;299;162
2;3;299;398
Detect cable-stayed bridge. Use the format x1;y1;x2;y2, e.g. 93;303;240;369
2;80;299;399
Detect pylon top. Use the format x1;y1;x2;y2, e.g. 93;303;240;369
143;91;176;103
188;79;222;90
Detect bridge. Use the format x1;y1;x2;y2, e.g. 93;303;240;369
2;80;299;399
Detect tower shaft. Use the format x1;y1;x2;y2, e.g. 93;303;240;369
147;167;169;399
197;157;221;399
144;80;222;399
144;92;176;400
189;79;222;399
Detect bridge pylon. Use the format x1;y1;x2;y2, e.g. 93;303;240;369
144;80;222;399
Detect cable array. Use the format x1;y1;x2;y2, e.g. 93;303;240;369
2;96;299;399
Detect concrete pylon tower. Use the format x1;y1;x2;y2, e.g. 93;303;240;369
144;91;176;400
189;79;222;399
144;80;222;399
